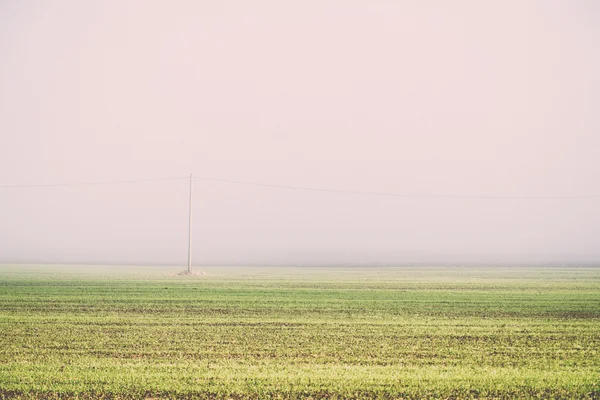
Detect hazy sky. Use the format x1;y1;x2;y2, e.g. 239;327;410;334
1;1;599;265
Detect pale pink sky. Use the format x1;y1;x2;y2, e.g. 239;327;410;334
1;1;599;265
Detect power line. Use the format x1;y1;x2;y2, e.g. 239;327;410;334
0;176;188;188
0;174;598;199
193;176;600;200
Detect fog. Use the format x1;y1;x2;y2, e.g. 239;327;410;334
1;1;599;266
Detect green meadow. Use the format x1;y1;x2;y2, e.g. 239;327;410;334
0;265;599;399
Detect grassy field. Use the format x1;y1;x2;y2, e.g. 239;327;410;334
0;264;599;399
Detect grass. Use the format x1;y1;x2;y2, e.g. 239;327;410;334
0;264;599;399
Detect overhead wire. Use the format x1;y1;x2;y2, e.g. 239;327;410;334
0;176;188;188
0;175;598;199
192;176;599;200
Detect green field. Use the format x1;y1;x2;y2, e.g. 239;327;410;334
1;264;599;399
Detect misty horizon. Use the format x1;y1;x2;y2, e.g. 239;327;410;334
1;1;599;266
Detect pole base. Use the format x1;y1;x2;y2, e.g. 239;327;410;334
177;270;205;276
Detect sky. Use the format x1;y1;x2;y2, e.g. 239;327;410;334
1;0;599;266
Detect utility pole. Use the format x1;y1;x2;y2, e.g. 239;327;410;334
187;173;193;274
